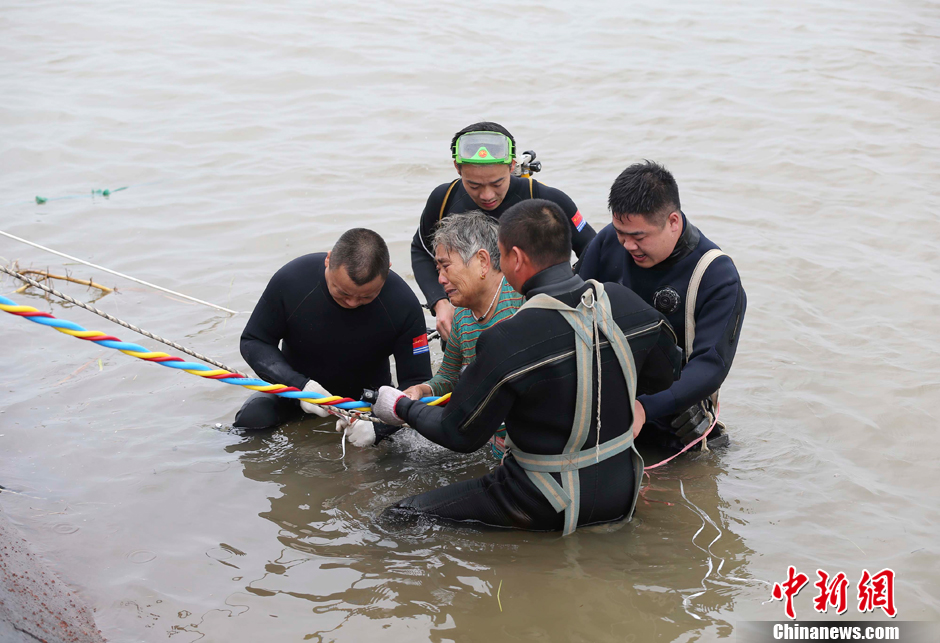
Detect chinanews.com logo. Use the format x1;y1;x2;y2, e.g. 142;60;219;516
769;623;901;641
731;566;937;643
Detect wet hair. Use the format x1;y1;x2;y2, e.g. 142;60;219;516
450;121;516;162
498;199;571;270
329;228;390;286
433;210;501;271
608;160;681;227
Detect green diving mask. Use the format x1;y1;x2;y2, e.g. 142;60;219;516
453;131;514;165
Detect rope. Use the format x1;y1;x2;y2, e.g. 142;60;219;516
589;292;603;463
643;403;719;472
0;229;240;314
1;265;240;373
0;291;450;421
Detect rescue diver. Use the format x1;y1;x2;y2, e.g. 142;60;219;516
577;161;746;451
374;199;680;534
411;121;596;344
235;228;432;446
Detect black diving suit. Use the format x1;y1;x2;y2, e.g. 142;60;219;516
386;263;680;532
578;213;746;450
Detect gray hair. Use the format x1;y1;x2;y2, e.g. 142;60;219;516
433;210;501;271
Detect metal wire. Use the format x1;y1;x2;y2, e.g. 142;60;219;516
0;264;243;374
0;229;240;314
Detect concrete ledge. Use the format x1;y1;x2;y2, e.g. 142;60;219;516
0;507;105;643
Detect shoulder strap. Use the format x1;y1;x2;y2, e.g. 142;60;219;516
528;176;534;199
439;179;461;221
684;249;728;363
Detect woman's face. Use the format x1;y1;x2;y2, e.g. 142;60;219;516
435;246;485;309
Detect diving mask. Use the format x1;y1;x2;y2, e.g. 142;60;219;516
453;131;514;165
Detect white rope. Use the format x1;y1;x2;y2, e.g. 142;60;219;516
592;302;602;462
0;229;240;314
582;289;603;463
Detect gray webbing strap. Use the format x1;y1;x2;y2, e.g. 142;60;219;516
684;249;732;449
684;249;727;364
512;280;644;535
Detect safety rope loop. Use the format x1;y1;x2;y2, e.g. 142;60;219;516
581;289;595;309
0;292;449;421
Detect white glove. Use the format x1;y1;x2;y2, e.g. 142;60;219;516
373;385;406;426
335;417;376;447
300;379;332;417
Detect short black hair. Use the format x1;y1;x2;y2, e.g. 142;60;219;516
608;160;681;227
450;121;516;161
329;228;390;286
498;199;572;270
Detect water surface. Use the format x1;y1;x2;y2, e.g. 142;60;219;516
1;0;939;640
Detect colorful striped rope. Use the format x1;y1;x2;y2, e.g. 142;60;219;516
0;293;450;414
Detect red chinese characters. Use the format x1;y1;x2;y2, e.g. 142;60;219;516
813;570;849;615
771;566;809;619
858;568;897;618
771;567;898;620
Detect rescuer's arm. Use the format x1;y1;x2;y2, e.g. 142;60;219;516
637;258;746;421
411;184;451;309
635;322;683;397
240;287;309;391
390;325;515;453
390;285;434;390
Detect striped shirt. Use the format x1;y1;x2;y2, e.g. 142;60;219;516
426;279;524;396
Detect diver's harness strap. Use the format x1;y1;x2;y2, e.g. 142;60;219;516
684;249;729;444
507;280;643;536
438;179;461;221
685;249;727;364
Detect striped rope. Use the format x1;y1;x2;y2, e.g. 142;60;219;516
0;293;450;418
0;264;239;373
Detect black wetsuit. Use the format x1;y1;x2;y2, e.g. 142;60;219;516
386;263;680;531
411;176;596;310
235;253;432;430
577;213;746;448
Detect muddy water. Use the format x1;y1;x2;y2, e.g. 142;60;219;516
1;0;939;640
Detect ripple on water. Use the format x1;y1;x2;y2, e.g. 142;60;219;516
126;550;157;564
53;523;79;535
206;547;233;561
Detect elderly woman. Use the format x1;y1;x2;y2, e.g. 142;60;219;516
403;211;523;454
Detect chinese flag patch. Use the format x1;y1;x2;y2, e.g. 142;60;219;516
572;210;586;232
412;334;430;355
